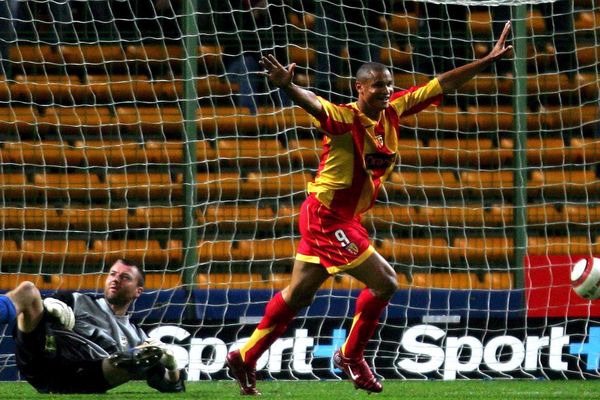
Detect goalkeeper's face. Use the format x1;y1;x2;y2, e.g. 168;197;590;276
104;261;144;309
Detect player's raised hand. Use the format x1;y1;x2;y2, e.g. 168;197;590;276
488;21;513;61
259;54;295;88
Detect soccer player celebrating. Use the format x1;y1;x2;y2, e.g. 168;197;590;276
0;259;185;394
226;22;513;395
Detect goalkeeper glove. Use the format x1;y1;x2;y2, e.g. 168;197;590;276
43;297;75;330
141;338;178;371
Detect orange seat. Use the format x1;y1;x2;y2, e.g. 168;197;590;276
471;272;514;290
401;106;467;131
197;240;244;262
74;139;144;166
0;107;40;135
287;46;316;68
161;76;239;99
576;45;600;68
363;205;421;228
87;74;158;102
9;44;63;66
379;238;454;265
422;205;509;227
2;141;84;166
527;73;572;96
202;204;275;230
453;236;514;263
0;207;66;229
526;205;566;225
458;74;511;95
467;105;514;132
48;106;115;135
387;170;461;198
62;208;130;230
530;168;600;197
239;238;299;261
459;170;515;197
21;240;89;264
144;140;186;164
11;74;87;103
144;273;182;290
576;72;600;101
569;137;600;164
0;240;21;264
245;171;312;197
387;12;418;34
92;239;176;266
468;10;492;36
432;138;503;166
0;173;34;199
261;106;313;131
545;105;598;133
216;139;287;167
196;171;245;199
116;106;183;136
529;236;593;256
287;138;322;168
500;137;570;165
397;138;436;166
273;204;300;232
133;207;183;228
107;173;183;200
565;204;600;224
379;43;412;68
61;44;126;66
34;173;108;201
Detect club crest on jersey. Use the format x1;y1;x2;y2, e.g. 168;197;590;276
345;242;359;255
375;134;384;147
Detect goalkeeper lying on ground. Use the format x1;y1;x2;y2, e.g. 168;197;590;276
0;258;186;394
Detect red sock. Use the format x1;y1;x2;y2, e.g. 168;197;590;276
342;288;389;359
240;292;297;366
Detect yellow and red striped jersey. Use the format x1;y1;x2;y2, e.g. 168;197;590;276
308;78;443;219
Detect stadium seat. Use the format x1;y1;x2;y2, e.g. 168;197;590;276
261;106;313;131
401;106;468;132
459;170;516;198
48;106;115;135
379;43;412;68
287;138;322;168
422;205;509;227
9;44;64;72
272;204;300;232
239;238;299;261
387;170;461;198
565;204;600;224
362;205;422;228
453;236;514;263
134;207;183;228
397;137;436;166
144;273;182;290
471;272;514;290
0;207;66;230
196;171;245;200
63;207;130;230
545;104;598;133
574;11;600;32
245;171;312;197
528;236;593;256
530;168;600;197
527;73;572;97
202;204;275;231
576;44;600;68
74;139;144;166
92;239;176;266
197;240;245;262
458;74;512;96
526;205;566;225
87;74;158;102
107;173;184;200
61;44;127;71
161;75;239;99
0;240;21;264
467;105;514;132
0;173;35;200
287;46;316;68
10;74;87;104
378;237;454;265
468;10;492;36
387;12;418;34
514;137;569;165
569;137;600;164
116;106;183;136
34;172;108;201
2;140;84;167
21;240;90;264
0;107;40;135
216;139;288;168
432;138;503;167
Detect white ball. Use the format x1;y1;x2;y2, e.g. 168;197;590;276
571;257;600;300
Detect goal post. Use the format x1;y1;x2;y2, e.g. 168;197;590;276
0;0;599;382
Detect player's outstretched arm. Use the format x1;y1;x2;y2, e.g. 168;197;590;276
437;21;513;93
259;54;324;118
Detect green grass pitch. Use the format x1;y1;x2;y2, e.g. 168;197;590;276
0;380;598;399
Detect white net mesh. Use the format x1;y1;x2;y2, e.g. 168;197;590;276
0;0;599;382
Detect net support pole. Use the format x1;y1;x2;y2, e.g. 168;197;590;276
182;0;199;289
512;6;528;292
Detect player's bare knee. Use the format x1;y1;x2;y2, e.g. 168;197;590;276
373;276;398;300
11;281;42;312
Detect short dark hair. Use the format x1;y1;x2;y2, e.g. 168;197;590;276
115;258;145;287
356;62;391;83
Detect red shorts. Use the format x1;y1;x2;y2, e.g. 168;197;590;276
296;195;375;274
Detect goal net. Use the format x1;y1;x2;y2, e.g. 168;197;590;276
0;0;599;382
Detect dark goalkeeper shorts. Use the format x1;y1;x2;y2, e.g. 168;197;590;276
13;317;111;394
